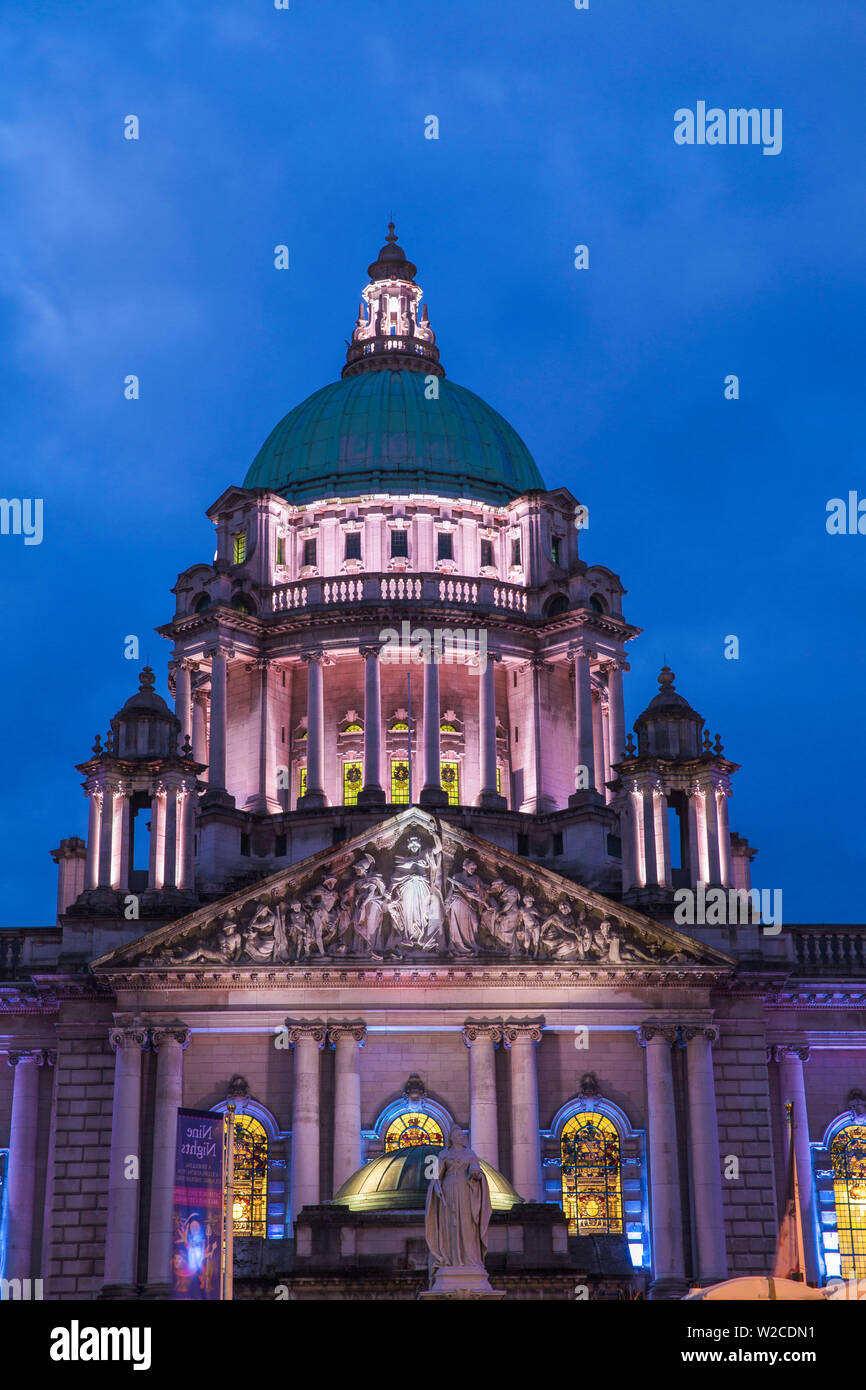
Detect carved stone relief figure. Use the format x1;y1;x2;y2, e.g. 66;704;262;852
178;918;242;965
444;857;488;955
388;831;445;952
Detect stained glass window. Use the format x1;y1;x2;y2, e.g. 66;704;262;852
297;766;307;800
391;721;408;732
384;1113;445;1151
440;761;460;806
560;1112;623;1236
231;1115;268;1238
344;722;363;733
232;532;246;565
440;722;457;733
390;759;410;804
832;1124;866;1278
343;760;362;806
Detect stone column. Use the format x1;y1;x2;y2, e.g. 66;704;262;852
685;1026;727;1284
716;789;732;888
192;689;208;777
298;652;327;808
246;658;281;812
358;647;385;807
641;784;658;886
85;787;102;889
568;643;597;805
147;785;165;891
655;785;671;889
329;1023;366;1194
176;780;196;891
289;1023;326;1223
97;781;115;888
5;1050;47;1281
639;1024;686;1298
703;782;722;884
104;1027;147;1294
163;784;178;889
692;789;706;884
147;1026;190;1293
420;656;447;806
476;654;505;809
776;1045;819;1285
504;1022;544;1201
116;788;131;893
205;642;232;796
463;1022;501;1168
591;689;605;796
606;660;626;766
174;661;193;749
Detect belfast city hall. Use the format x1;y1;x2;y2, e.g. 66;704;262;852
1;226;864;1302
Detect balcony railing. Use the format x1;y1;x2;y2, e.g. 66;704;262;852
790;926;866;975
265;572;530;616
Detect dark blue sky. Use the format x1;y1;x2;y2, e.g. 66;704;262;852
1;0;863;923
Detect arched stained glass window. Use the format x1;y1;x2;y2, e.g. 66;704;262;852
832;1124;866;1278
560;1112;623;1236
231;1115;268;1238
343;760;362;806
440;722;458;733
390;759;410;804
384;1112;445;1151
344;722;363;734
391;721;408;732
440;761;460;806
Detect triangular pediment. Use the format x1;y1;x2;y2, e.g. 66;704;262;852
92;808;732;976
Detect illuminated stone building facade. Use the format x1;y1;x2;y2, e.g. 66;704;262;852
0;228;864;1301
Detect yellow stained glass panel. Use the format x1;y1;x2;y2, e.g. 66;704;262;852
440;761;460;806
231;1114;268;1238
343;760;362;806
560;1111;623;1236
833;1124;866;1279
390;759;410;805
384;1112;445;1151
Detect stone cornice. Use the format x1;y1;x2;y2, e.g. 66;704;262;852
98;962;732;991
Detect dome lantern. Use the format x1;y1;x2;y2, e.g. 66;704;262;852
343;222;444;379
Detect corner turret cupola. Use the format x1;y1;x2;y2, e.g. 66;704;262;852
111;666;183;759
342;223;444;379
633;666;704;760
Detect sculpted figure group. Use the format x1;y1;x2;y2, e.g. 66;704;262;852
165;830;666;967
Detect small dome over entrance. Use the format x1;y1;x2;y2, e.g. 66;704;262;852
331;1143;523;1213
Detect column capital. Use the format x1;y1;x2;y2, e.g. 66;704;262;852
109;1026;149;1052
567;641;596;663
638;1023;679;1047
7;1048;53;1068
246;656;275;672
771;1043;811;1064
151;1026;191;1051
463;1021;502;1047
328;1021;367;1048
598;656;630;675
300;647;334;666
359;643;382;660
204;641;235;662
287;1020;327;1048
170;657;199;673
503;1020;544;1047
683;1025;720;1046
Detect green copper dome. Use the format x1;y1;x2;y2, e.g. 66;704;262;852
331;1143;523;1213
243;370;546;506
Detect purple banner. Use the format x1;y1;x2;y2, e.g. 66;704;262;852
172;1108;225;1300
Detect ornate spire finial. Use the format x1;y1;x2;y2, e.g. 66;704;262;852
658;665;675;689
139;666;156;692
386;220;397;243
